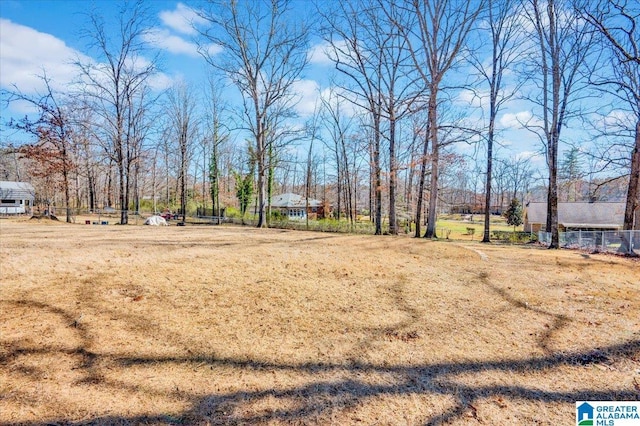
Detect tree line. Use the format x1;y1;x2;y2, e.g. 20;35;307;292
1;0;638;247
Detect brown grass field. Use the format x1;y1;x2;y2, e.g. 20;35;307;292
1;218;639;425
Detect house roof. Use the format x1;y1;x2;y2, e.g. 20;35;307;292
0;181;35;200
269;193;322;208
525;202;625;228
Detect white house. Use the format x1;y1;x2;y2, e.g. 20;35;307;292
0;181;35;214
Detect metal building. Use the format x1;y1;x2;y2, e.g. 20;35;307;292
0;181;35;214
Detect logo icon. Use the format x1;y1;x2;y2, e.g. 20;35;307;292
577;402;594;426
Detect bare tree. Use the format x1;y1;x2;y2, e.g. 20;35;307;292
377;2;421;235
320;0;385;234
166;83;198;223
524;0;598;248
584;0;640;63
397;0;484;238
322;0;419;235
127;82;155;218
469;0;525;242
263;101;309;224
304;101;322;229
77;0;157;225
583;0;639;240
320;89;357;226
409;113;429;237
4;75;75;222
492;156;511;212
69;100;101;213
506;154;535;203
204;78;229;223
197;0;310;228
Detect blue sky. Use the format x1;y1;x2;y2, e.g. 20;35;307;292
1;1;221;103
1;0;594;173
0;0;330;115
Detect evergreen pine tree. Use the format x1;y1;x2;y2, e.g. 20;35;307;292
504;198;523;232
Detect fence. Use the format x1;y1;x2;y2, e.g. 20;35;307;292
538;230;640;255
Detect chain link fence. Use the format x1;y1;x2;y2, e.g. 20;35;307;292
538;230;639;255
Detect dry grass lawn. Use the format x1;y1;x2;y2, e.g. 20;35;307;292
1;218;639;425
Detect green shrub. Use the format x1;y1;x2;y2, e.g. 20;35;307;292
225;206;241;218
269;210;286;221
491;230;536;243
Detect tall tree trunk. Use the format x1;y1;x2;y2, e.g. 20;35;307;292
267;143;274;226
482;137;494;242
619;120;640;255
547;0;561;249
306;136;313;230
256;145;267;228
63;167;71;223
425;91;438;239
119;160;127;224
389;110;398;235
624;120;640;231
336;148;341;220
342;146;353;225
134;161;140;215
373;113;382;235
415;125;429;238
256;108;267;228
107;165;113;209
88;168;95;212
180;159;186;223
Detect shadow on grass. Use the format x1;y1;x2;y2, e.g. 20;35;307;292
2;298;639;425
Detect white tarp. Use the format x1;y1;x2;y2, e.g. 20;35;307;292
144;215;168;226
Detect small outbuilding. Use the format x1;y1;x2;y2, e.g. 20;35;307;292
0;181;35;215
524;202;626;232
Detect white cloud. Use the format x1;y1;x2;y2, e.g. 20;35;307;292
601;109;634;128
2;98;39;115
457;89;487;108
0;18;178;106
143;28;201;57
292;79;320;116
204;43;223;57
318;86;363;117
159;3;207;36
308;41;333;65
289;81;364;118
0;18;89;94
308;40;348;66
499;110;541;129
515;150;542;162
150;4;221;58
148;72;175;92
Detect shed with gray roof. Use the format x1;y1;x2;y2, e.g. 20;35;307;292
268;193;326;220
524;202;626;232
0;181;35;214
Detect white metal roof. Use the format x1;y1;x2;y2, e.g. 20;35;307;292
269;193;322;208
525;202;625;228
0;181;35;200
